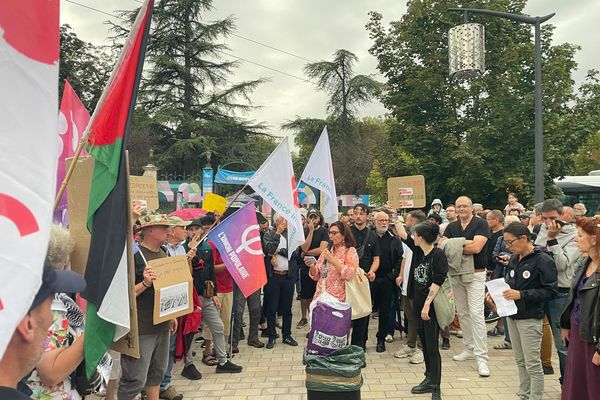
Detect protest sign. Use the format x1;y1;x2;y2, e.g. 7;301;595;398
387;175;426;209
203;192;227;214
129;175;159;211
150;255;194;324
207;203;267;298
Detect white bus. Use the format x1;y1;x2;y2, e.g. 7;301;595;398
554;171;600;216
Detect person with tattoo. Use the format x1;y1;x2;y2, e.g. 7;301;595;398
410;222;449;400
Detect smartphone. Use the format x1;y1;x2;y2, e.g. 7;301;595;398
304;256;317;263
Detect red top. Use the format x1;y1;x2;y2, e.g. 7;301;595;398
209;241;233;293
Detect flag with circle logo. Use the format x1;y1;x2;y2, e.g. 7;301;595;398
207;202;267;297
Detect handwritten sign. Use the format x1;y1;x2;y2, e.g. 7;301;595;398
387;175;426;209
149;256;193;324
129;175;159;211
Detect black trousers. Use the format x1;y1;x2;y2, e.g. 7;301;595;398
416;303;441;385
371;276;395;340
263;273;294;339
351;315;369;348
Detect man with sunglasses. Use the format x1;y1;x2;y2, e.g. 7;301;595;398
534;198;581;384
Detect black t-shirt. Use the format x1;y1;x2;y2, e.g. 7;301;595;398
134;245;171;334
487;229;504;270
443;217;490;268
413;247;449;310
304;226;329;252
402;233;424;299
0;386;31;399
351;225;381;272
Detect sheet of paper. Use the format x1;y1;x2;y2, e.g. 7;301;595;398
485;278;518;317
401;242;413;296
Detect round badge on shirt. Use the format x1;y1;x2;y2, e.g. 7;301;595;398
523;271;531;279
510;270;515;278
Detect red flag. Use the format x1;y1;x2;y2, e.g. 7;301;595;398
55;81;90;223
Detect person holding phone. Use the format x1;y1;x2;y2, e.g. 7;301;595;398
297;210;329;329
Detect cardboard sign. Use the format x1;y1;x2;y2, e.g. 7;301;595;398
387;175;426;209
129;175;159;211
150;255;194;324
202;192;227;214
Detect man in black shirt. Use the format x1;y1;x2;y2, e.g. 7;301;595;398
350;203;380;350
372;211;403;353
440;196;491;377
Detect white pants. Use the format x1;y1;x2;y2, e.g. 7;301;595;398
450;271;488;361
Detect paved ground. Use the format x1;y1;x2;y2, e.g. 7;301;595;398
158;299;562;400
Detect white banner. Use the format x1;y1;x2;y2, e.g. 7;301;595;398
248;138;305;257
0;1;60;358
300;127;339;224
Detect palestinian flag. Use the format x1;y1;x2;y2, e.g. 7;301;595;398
81;0;154;378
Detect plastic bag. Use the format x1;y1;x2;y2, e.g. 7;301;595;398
305;345;364;392
306;292;352;356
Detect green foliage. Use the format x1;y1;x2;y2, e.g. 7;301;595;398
111;0;272;177
366;0;581;208
59;25;112;110
573;130;600;175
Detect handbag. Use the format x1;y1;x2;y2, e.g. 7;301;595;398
432;277;455;329
345;267;372;320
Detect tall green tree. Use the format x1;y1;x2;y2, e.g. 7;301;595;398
112;0;274;177
59;25;112;110
367;0;580;208
287;50;382;194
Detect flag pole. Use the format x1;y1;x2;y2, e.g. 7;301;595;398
52;133;91;213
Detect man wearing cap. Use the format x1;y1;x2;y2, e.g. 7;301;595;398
0;264;85;399
297;209;329;329
119;214;178;400
158;216;199;400
186;215;243;373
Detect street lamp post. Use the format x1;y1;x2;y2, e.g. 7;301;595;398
448;8;555;203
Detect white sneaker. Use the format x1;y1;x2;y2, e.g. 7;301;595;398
456;330;463;338
409;350;424;364
385;334;394;343
394;345;416;358
453;349;475;361
478;360;490;377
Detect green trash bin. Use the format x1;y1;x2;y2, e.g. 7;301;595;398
304;345;364;400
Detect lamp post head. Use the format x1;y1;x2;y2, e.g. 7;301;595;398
449;23;485;80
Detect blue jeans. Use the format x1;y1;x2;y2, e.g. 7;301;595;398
160;333;176;391
544;291;568;380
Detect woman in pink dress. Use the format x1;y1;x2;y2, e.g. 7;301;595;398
305;221;359;302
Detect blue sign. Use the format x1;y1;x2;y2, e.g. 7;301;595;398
214;169;255;185
202;168;213;195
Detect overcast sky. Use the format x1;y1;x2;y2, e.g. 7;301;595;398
61;0;599;141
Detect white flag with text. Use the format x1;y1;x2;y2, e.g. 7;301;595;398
248;138;305;256
300;127;338;224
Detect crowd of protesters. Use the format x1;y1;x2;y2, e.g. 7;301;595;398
2;194;599;400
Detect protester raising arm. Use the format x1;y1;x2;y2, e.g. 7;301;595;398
35;334;85;386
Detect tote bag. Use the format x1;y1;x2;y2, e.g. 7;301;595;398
345;268;372;320
432;277;455;329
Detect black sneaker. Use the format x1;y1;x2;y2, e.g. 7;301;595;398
376;341;385;353
181;363;202;380
485;311;500;323
194;335;205;343
543;365;554;375
441;338;450;350
282;336;298;346
266;338;275;349
216;360;243;373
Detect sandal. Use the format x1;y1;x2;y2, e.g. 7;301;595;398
296;318;308;329
201;354;218;366
494;341;512;350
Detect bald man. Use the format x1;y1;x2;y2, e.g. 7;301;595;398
439;196;491;377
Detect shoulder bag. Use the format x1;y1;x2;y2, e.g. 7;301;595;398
432;277;455;329
343;250;372;320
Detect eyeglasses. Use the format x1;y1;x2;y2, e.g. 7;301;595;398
328;230;340;236
503;238;520;246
